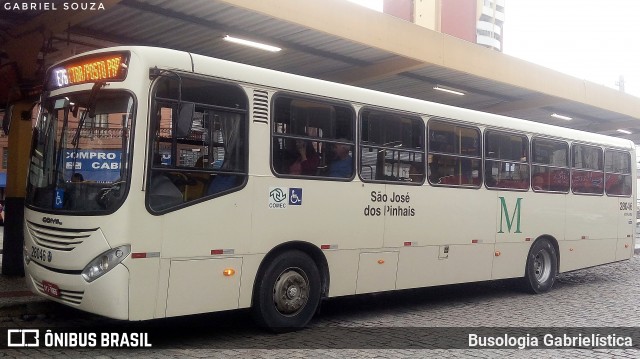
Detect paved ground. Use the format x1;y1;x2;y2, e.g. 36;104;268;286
1;241;640;358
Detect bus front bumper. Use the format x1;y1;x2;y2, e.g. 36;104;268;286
24;260;129;320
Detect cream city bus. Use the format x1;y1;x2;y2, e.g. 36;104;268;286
24;46;636;331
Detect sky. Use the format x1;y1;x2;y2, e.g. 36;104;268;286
346;0;640;98
503;0;640;98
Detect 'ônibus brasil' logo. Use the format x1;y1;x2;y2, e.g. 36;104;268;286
498;197;522;234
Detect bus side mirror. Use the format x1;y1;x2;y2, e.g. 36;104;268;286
176;102;194;138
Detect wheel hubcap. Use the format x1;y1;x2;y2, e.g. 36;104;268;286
273;268;309;316
533;249;552;283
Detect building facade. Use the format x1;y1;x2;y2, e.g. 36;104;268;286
383;0;505;51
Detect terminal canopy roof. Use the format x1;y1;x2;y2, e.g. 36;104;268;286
2;0;640;143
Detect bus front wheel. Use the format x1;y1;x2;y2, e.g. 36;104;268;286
252;250;321;332
522;238;558;294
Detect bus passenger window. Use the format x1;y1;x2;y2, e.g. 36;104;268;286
484;131;529;190
427;120;481;187
207;174;240;195
571;144;603;195
147;76;248;213
605;150;632;197
148;172;184;211
272;97;355;179
409;162;424;183
531;138;569;193
360;110;424;184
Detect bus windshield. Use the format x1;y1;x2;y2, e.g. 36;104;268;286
26;89;134;214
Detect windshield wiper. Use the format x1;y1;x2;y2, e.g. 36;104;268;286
68;82;107;176
72;82;106;147
52;98;72;186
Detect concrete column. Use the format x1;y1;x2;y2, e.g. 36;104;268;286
1;32;41;276
1;102;34;275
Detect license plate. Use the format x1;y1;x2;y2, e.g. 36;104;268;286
31;245;52;263
42;281;61;298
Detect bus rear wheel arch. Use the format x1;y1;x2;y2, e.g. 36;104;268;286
251;249;322;332
522;237;559;294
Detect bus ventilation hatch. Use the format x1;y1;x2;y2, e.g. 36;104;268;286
253;90;269;123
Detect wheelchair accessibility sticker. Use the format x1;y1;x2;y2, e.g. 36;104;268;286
54;188;65;209
269;187;303;208
289;188;302;205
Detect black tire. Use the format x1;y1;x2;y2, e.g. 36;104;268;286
252;250;321;332
522;238;558;294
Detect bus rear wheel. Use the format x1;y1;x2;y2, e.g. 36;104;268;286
522;238;558;294
252;250;321;332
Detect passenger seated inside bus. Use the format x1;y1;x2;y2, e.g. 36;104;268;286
288;139;320;176
327;142;352;177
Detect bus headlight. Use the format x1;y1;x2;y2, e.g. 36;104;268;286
82;245;130;282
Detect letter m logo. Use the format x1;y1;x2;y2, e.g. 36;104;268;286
498;197;522;233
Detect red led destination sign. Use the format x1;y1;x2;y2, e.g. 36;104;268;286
48;53;129;90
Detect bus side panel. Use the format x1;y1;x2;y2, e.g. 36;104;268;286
616;146;636;261
615;197;635;261
492;192;565;280
396;185;496;249
491;242;530;280
562;195;618;272
565;195;618;241
126;257;161;320
356;251;399;294
396;244;494;289
158;188;253;258
615;238;634;261
250;178;384;253
384;186;496;246
325;249;359;297
558;239;618;272
154;184;253;318
154;258;171;318
392;186;496;288
165;257;243;317
238;253;265;308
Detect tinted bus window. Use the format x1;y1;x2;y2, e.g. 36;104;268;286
571;144;603;195
531;138;569;192
605;150;632;197
427;120;481;187
148;77;248;213
272;96;355;179
485;131;529;190
360;110;425;184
